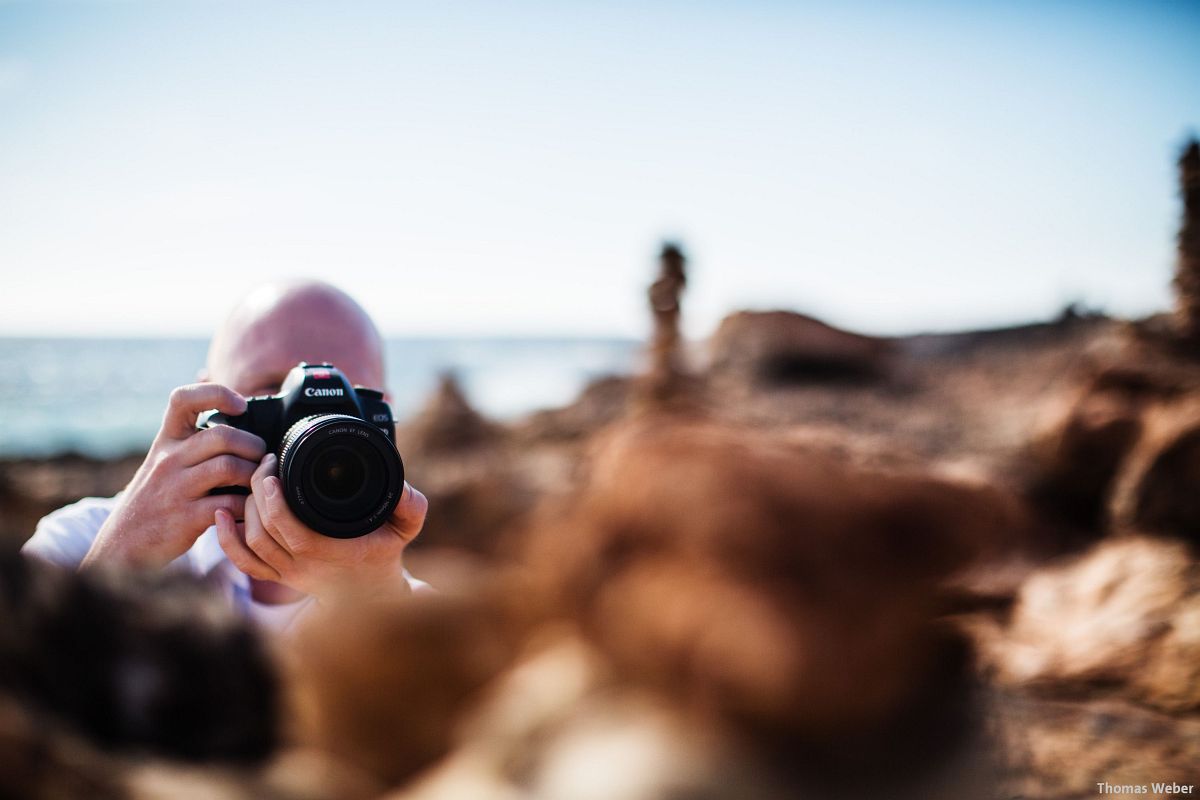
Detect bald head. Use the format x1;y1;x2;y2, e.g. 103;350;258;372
206;281;385;396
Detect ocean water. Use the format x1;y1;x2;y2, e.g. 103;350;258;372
0;337;639;458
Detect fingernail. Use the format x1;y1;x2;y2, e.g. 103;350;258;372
264;476;278;498
264;453;277;469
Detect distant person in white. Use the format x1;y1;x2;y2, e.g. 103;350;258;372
23;281;430;630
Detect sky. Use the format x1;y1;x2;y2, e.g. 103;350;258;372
0;0;1198;339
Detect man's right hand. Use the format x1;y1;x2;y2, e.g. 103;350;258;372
81;383;266;570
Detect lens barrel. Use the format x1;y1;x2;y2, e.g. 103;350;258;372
277;414;404;539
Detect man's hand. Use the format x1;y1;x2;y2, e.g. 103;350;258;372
82;384;266;569
215;453;427;602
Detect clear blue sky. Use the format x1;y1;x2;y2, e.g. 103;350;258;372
1;1;1197;338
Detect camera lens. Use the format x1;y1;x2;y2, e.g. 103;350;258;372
277;414;404;538
311;446;368;504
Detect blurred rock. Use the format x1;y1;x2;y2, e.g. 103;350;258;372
412;468;537;558
638;242;698;410
397;372;499;456
987;690;1200;800
1023;375;1145;534
708;310;894;383
519;415;1023;795
0;453;141;547
0;695;131;800
1172;138;1200;344
1022;332;1200;545
286;591;527;791
977;536;1200;713
516;374;632;442
1109;398;1200;545
390;635;787;800
0;551;280;762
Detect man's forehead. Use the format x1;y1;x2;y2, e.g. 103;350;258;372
214;301;384;391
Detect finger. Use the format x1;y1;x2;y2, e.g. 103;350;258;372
249;453;283;537
182;424;267;467
186;454;259;495
250;454;335;559
357;483;427;565
163;383;247;440
390;482;428;544
243;494;294;573
256;466;317;556
192;493;248;530
215;508;279;582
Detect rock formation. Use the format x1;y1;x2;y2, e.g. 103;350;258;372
639;243;692;408
1173;139;1200;344
977;536;1200;713
709;310;893;383
398;372;498;455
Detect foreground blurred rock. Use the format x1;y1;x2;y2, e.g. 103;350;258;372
0;551;278;763
959;535;1200;798
974;536;1200;713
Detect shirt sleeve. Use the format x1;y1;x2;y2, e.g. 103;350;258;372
21;495;118;569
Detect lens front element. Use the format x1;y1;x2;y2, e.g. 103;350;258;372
311;445;370;505
277;414;404;538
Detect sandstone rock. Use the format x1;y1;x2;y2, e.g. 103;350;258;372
287;591;527;790
980;536;1200;712
1023;378;1144;533
516;374;632;442
519;415;1027;792
987;691;1200;800
1172;139;1200;344
397;372;499;455
708;310;893;383
1109;398;1200;546
0;453;141;546
413;469;537;558
0;551;279;763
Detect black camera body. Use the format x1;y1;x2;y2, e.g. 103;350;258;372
200;363;404;539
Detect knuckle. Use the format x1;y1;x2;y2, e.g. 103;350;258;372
148;450;177;479
246;524;268;549
209;424;234;449
168;384;197;409
210;454;241;483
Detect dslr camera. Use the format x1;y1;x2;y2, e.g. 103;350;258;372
199;363;404;539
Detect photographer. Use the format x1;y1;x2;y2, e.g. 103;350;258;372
22;281;430;628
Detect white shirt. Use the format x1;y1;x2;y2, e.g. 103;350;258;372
22;494;431;631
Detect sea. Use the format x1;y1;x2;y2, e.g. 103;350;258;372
0;337;640;458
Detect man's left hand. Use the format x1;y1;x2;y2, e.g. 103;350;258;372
215;453;427;602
